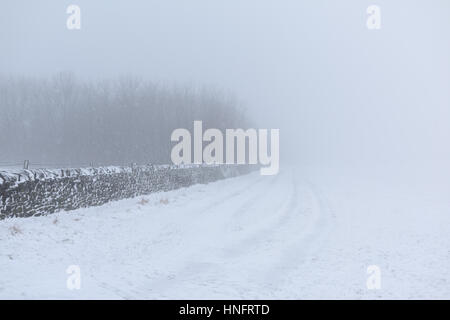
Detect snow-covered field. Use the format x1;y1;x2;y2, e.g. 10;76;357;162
1;167;449;299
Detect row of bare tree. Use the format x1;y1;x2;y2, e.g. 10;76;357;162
0;72;249;167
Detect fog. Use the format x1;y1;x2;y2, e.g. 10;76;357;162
1;0;449;173
2;1;450;300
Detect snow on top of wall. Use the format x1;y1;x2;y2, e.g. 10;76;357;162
0;164;221;187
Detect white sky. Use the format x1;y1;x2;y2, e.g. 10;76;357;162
1;0;449;169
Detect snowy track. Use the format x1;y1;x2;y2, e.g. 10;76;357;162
1;168;449;299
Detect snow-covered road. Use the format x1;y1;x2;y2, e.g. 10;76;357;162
1;167;449;299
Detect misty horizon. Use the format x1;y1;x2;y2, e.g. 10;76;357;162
2;1;449;173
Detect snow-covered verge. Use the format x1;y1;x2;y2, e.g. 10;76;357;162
0;166;449;299
0;164;252;219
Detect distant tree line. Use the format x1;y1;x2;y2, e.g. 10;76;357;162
0;73;248;167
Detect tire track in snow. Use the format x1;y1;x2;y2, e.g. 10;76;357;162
141;169;336;298
210;170;335;296
261;178;336;296
187;169;335;297
120;172;283;298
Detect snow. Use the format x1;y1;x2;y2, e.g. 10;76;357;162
0;167;449;299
